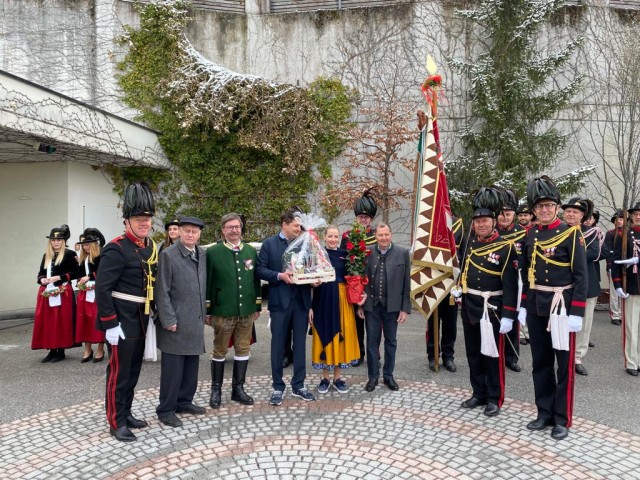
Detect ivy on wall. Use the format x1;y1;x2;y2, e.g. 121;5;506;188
109;0;355;242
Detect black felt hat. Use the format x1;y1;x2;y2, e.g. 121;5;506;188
562;197;594;221
591;210;600;224
164;218;180;231
610;209;623;223
354;188;378;218
472;187;504;219
628;204;640;215
526;176;561;208
78;228;105;247
122;182;155;218
46;224;70;241
516;203;532;215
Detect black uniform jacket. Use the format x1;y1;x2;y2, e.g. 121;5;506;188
520;219;588;318
37;249;79;286
95;231;156;339
460;230;519;325
76;255;100;280
604;228;622;272
498;222;526;265
582;225;602;299
612;225;640;295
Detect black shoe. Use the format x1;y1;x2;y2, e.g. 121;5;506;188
626;368;639;377
353;357;364;367
551;425;569;440
520;338;529;345
506;362;521;373
41;350;55;363
126;415;148;429
176;403;206;415
526;418;554;431
159;414;183;428
612;319;621;325
575;364;588;376
282;357;292;368
93;354;105;363
365;378;378;392
461;397;486;409
81;351;93;363
428;359;436;372
443;359;457;373
588;341;595;348
110;426;136;442
231;386;255;405
50;349;66;363
383;377;399;391
484;403;500;417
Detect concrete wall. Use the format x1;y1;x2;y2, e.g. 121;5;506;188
0;162;122;313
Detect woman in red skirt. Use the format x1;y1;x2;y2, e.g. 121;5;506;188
33;225;78;363
75;228;106;363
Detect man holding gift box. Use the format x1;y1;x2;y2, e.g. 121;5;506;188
257;209;318;406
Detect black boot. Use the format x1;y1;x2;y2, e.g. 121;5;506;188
41;350;55;363
209;361;224;409
231;360;254;405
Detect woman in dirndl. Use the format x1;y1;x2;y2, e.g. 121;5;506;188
75;228;106;363
32;224;78;363
309;225;364;394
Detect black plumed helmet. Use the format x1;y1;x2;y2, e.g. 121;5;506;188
561;197;594;221
354;188;378;218
122;182;155;218
472;187;504;219
526;175;561;208
501;189;518;211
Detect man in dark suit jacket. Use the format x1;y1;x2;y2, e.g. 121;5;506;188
154;217;208;428
257;209;318;406
358;223;411;392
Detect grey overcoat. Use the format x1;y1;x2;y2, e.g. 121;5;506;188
154;240;207;356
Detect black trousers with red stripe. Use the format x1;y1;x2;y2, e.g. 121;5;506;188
105;338;145;429
527;312;576;428
462;319;506;407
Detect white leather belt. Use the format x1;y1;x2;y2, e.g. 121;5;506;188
112;291;146;303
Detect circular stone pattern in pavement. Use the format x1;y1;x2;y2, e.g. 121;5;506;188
1;374;639;479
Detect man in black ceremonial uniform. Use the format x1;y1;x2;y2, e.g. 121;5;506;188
519;176;587;441
496;189;527;372
458;187;519;417
96;183;158;442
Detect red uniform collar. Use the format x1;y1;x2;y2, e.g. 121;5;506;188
632;226;640;233
497;223;515;232
125;230;147;248
537;218;562;230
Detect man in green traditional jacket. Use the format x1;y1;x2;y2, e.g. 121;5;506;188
206;213;261;409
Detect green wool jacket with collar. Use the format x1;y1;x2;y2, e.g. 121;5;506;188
206;242;261;317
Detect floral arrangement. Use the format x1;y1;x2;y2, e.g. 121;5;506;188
343;222;371;276
77;282;96;292
343;221;372;303
41;285;66;298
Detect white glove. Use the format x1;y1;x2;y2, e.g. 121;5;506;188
568;315;582;333
105;324;126;345
616;287;630;299
499;317;513;334
518;308;527;326
615;257;640;265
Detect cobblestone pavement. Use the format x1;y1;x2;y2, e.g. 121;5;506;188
2;373;640;480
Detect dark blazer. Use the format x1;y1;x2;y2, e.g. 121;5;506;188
256;234;312;312
362;243;412;314
154;241;207;356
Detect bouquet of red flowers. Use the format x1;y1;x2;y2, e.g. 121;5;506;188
343;221;371;304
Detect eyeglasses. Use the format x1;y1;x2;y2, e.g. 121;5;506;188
534;202;557;211
224;225;242;230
